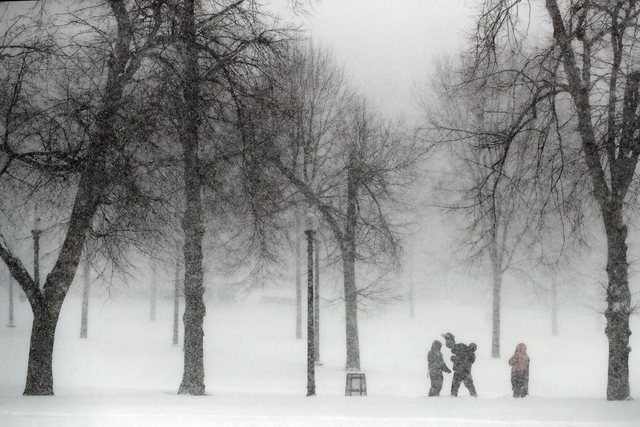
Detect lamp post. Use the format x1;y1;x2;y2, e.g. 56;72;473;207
304;212;318;397
313;235;321;364
295;213;302;339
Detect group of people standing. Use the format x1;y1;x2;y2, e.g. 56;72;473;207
427;332;477;397
427;332;529;398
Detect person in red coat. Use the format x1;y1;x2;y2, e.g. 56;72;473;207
508;343;529;397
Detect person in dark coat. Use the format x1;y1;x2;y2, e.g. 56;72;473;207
427;340;451;396
509;343;529;397
442;332;478;397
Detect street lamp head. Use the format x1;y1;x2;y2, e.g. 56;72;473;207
32;216;42;236
304;212;318;232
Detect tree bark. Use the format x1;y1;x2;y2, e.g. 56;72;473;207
178;0;206;396
603;209;632;401
23;304;59;395
80;260;90;339
491;265;502;358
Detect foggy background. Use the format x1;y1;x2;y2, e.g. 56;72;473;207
1;0;640;425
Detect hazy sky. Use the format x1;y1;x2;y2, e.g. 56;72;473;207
271;1;479;273
300;0;476;121
1;0;476;121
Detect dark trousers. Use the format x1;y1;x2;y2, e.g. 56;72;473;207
451;371;477;397
428;372;443;396
511;370;528;397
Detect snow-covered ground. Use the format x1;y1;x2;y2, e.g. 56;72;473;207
1;288;639;426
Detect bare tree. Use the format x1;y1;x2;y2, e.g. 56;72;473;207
463;0;640;400
251;47;422;369
281;45;350;344
146;0;292;395
428;60;544;358
0;0;166;395
172;0;206;396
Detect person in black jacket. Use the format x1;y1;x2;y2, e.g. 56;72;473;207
442;332;478;397
427;340;451;396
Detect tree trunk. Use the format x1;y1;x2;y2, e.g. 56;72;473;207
551;272;558;337
491;264;502;358
541;0;635;400
0;0;141;397
603;210;632;401
177;155;207;387
150;260;157;321
7;276;15;328
178;134;206;396
343;143;360;371
173;258;181;346
178;0;206;396
32;230;41;289
313;235;320;362
342;249;360;371
295;217;302;339
16;100;113;396
80;260;90;339
23;304;59;395
18;137;109;396
18;280;26;303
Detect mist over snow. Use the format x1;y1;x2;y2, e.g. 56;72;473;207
2;279;640;426
1;0;640;426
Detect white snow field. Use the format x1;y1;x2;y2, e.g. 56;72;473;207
1;289;640;426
